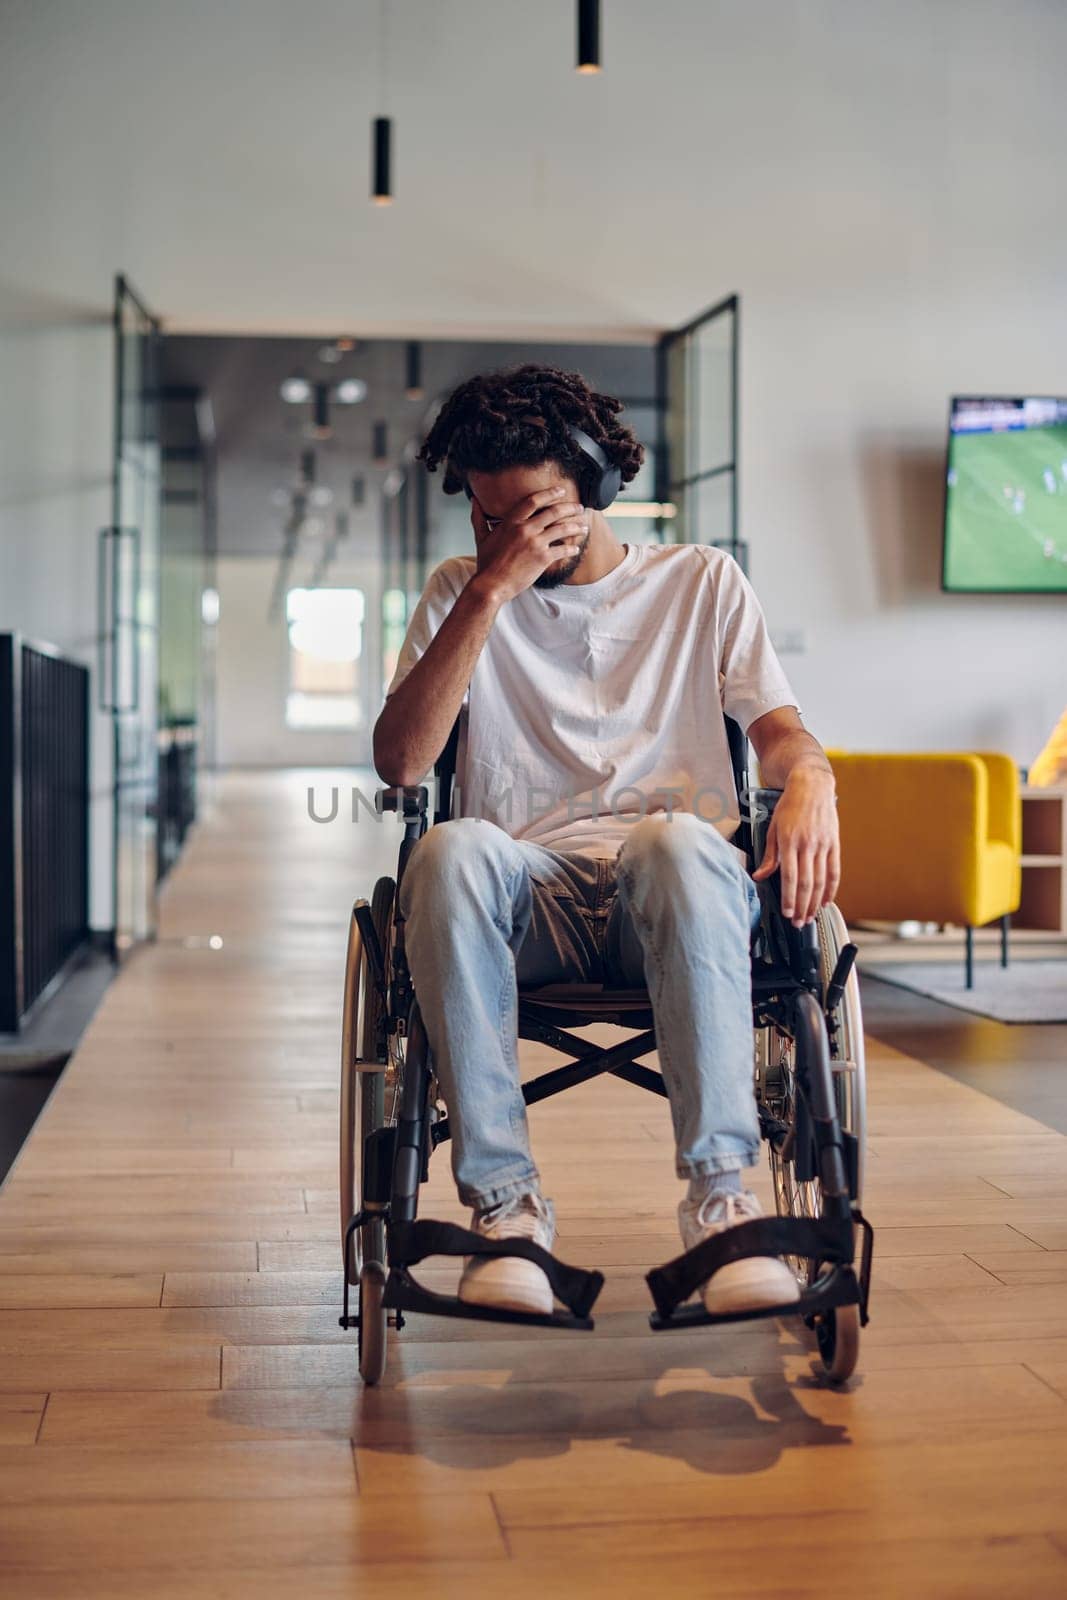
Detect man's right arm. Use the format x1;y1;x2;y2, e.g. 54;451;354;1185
372;572;503;787
373;486;587;786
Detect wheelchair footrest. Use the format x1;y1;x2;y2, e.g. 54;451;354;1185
649;1263;860;1330
646;1213;857;1322
386;1218;605;1322
383;1266;596;1331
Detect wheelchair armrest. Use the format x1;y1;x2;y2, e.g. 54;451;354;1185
745;786;784;810
377;785;430;820
743;786;783;867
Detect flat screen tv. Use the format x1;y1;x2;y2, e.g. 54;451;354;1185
942;395;1067;593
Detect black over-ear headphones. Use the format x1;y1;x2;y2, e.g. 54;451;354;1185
462;422;622;512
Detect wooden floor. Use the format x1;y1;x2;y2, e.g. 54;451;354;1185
2;770;1067;1597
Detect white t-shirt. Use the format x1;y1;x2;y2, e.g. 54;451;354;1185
383;541;802;864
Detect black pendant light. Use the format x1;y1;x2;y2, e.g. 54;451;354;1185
352;475;366;507
373;421;389;463
404;341;423;400
577;0;601;73
371;3;393;203
312;383;331;438
372;117;392;205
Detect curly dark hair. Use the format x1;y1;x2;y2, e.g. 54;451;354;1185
415;362;644;505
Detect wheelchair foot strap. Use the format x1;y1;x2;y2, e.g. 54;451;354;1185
387;1219;604;1320
646;1215;854;1322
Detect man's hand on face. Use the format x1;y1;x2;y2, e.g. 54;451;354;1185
751;769;840;928
470;486;588;602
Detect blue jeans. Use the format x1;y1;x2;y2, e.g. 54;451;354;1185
398;811;764;1211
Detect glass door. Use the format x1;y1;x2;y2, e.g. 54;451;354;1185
657;294;744;571
107;275;163;956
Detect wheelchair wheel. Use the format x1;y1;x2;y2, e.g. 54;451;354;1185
357;1261;388;1387
340;876;395;1288
758;903;866;1384
817;902;867;1206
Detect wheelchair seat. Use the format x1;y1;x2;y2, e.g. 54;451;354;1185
519;982;656;1027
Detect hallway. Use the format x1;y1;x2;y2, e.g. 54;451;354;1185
1;771;1067;1595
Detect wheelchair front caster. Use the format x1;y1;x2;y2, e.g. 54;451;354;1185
358;1261;388;1385
813;1301;860;1384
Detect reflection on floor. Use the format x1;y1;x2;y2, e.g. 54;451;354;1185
0;769;1065;1597
862;971;1067;1135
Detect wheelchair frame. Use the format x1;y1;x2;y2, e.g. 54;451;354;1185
340;713;874;1384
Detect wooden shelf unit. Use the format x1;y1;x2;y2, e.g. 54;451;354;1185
1017;786;1067;934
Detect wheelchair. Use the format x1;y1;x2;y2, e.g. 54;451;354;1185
340;714;874;1386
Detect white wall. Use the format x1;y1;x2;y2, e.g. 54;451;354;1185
215;556;383;768
2;0;1066;783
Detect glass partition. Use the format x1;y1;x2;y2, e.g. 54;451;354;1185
109;275;162;955
658;295;743;570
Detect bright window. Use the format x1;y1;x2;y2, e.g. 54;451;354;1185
285;587;364;730
381;587;407;687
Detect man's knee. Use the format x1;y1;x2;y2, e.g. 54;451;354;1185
618;811;738;880
401;818;519;907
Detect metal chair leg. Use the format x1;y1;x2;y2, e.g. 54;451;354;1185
1000;912;1010;970
964;925;974;989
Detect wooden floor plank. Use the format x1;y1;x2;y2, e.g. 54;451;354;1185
0;1306;350;1352
0;1440;355;1503
0;1491;506;1571
161;1271;338;1308
0;1243;258;1276
0;1346;220;1393
0;1542;1062;1600
0;1394;47;1445
0;1274;164;1310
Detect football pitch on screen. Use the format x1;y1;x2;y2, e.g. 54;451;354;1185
945;422;1067;591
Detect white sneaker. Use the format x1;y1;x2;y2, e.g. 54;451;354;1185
457;1192;557;1316
678;1185;801;1315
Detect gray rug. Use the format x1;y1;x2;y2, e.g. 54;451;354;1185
857;958;1067;1024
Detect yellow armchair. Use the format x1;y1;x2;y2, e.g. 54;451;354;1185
820;751;1022;989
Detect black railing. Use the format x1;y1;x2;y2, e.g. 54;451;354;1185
0;636;90;1031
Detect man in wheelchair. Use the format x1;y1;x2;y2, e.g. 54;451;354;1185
372;363;841;1323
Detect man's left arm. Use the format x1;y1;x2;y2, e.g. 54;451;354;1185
746;706;840;929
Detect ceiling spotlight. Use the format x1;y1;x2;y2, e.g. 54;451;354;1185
577;0;601;73
404;340;424;400
318;344;343;365
281;376;312;404
309;485;334;508
335;378;368;405
270;487;291;508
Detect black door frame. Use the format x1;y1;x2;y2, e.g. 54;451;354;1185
655;292;743;570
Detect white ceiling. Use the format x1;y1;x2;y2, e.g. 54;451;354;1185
4;0;1065;343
